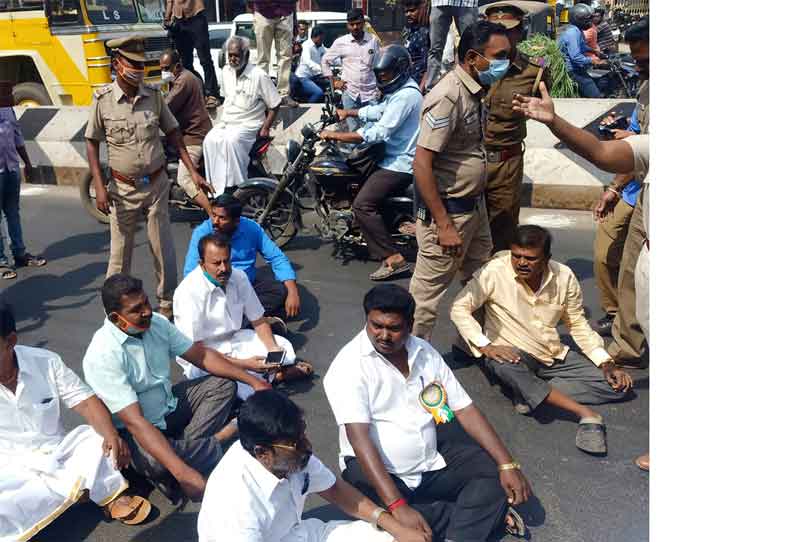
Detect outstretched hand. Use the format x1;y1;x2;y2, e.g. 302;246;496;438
512;82;555;125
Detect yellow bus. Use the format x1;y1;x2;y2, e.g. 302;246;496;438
0;0;168;106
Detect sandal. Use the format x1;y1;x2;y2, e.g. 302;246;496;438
575;419;607;455
635;453;649;472
273;359;314;384
505;506;526;537
0;267;16;280
13;253;46;268
103;494;152;525
369;260;412;281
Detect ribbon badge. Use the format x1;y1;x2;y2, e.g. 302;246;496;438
419;381;455;424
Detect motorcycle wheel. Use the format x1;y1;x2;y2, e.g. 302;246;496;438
79;168;111;225
234;186;298;249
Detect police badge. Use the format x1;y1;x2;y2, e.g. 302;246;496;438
419;381;455;424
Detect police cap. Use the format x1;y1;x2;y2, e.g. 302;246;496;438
106;35;147;63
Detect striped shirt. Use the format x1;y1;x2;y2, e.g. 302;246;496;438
432;0;477;7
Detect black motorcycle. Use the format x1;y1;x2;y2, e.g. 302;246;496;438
588;53;640;99
257;89;416;257
79;138;296;247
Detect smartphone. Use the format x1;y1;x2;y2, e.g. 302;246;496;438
266;350;287;366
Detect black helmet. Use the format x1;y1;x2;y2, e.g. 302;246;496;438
569;4;593;30
373;44;412;95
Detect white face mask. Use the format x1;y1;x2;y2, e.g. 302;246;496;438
161;70;175;83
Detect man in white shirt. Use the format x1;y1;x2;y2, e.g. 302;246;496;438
323;285;532;541
198;390;430;542
294;25;328;103
174;232;312;400
0;304;152;540
203;36;281;194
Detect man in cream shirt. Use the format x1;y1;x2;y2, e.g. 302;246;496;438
451;224;634;455
173;232;312;400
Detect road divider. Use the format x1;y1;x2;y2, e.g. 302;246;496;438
15;97;633;210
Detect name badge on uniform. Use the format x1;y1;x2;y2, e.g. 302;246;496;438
419;381;455;424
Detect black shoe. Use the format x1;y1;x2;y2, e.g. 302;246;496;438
593;314;615;336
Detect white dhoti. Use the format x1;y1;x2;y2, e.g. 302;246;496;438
180;330;296;400
203;123;259;195
0;425;127;542
297;518;395;542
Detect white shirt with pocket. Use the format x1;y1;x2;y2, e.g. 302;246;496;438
323;330;473;489
295;40;326;79
219;62;281;130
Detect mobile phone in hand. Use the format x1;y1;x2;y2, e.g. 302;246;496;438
266;350;287;366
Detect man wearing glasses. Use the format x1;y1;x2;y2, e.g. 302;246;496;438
450;225;634;456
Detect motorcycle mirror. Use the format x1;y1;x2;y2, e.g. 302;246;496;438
301;124;315;138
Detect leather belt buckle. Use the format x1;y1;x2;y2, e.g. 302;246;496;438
486;150;500;163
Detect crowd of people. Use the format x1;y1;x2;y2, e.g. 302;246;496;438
0;1;650;540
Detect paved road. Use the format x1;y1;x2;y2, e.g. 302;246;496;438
4;186;648;542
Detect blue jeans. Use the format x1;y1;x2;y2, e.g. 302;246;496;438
341;91;370;131
0;169;25;265
296;76;325;103
570;69;602;98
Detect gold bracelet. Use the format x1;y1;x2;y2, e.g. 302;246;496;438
370;506;386;530
498;461;521;471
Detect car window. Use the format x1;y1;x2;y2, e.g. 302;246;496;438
235;22;257;49
209;28;229;49
320;22;350;48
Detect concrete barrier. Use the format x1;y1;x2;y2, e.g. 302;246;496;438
15;98;634;210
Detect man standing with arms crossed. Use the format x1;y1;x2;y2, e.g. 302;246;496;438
250;0;299;107
409;21;511;340
86;37;207;320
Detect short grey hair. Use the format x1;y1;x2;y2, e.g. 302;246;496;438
224;35;250;53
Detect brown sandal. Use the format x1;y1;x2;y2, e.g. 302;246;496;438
273;360;314;384
103;495;152;525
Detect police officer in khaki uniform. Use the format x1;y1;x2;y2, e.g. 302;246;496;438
409;21;512;340
85;36;209;319
482;2;549;252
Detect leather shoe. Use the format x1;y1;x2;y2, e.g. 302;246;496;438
593;314;615;336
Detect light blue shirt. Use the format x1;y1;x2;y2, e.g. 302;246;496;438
82;314;194;430
558;25;593;72
356;79;423;175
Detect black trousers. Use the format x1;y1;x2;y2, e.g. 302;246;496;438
253;268;288;318
353;168;413;260
170;12;220;98
342;435;508;542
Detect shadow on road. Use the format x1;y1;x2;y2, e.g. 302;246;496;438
39;231;110;262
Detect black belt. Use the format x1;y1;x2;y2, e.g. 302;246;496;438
416;195;480;222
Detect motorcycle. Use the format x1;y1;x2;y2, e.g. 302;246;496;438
588;53;640;99
79;138;297;247
257;86;417;258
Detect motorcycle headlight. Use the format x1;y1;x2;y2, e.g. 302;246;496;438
286;140;300;163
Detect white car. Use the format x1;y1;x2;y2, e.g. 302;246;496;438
192;12;351;98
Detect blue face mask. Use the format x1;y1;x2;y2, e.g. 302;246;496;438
474;53;510;86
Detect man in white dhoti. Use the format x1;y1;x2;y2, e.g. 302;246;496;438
198;390;430;542
174;232;313;400
0;304;152;541
203;36;281;195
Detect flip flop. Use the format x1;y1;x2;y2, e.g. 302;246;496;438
635;453;649;471
505;506;526;537
369;260;412;281
13;253;46;267
0;267;16;280
576;420;607;455
273;360;314;384
104;495;152;525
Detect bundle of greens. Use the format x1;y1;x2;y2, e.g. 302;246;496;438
517;34;578;98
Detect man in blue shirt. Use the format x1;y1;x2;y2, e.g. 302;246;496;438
183;194;300;323
557;3;605;98
83;273;270;502
319;45;422;281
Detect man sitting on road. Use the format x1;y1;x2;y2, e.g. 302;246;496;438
0;304;152;540
82;274;270;502
174;232;312;401
203;36;281;195
160;48;214;216
184;195;301;329
323;284;532;541
450;225;633;455
198;390;430;542
319;45;422;282
294;25;328;103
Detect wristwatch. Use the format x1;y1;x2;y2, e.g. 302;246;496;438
498;461;521;472
370;506;386;530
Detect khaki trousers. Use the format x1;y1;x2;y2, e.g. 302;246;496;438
608;185;647;361
409;199;493;339
593;198;634;315
485;152;523;253
107;170;177;307
253;11;293;96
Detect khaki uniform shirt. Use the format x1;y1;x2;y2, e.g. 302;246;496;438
450;252;612;366
637;80;649;134
484;52;544;150
416;65;487;199
85;81;179;178
165;0;205;23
